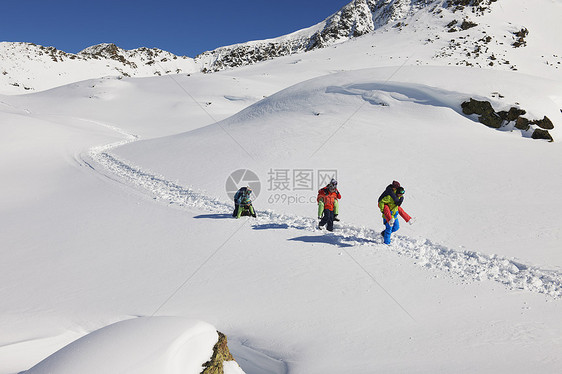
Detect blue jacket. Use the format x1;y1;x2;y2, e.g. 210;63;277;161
234;187;252;205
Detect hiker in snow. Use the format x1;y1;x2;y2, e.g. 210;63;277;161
378;180;413;244
318;178;341;222
233;186;257;218
317;179;341;232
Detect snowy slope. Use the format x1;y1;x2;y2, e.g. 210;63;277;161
112;67;562;265
1;0;562;373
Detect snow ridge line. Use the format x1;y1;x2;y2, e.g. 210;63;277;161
90;145;562;299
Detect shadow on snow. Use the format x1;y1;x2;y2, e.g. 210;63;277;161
252;223;290;230
193;213;233;220
288;235;355;248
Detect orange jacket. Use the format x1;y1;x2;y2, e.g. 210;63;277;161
317;187;341;211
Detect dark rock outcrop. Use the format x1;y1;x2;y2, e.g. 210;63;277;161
448;0;498;8
515;116;530;130
512;28;529;48
530;116;554;130
461;98;555;141
532;129;554;141
498;107;526;121
461;98;502;128
201;331;237;374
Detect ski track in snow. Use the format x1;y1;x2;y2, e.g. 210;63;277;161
88;126;562;300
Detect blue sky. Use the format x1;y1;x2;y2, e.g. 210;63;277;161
1;0;350;56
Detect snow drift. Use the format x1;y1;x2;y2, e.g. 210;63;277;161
25;317;245;374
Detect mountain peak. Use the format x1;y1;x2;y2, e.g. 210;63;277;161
78;43;123;57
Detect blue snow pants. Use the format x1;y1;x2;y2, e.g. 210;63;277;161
382;211;400;244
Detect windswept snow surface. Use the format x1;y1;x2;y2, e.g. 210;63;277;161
2;1;562;372
25;317;229;374
2;64;561;373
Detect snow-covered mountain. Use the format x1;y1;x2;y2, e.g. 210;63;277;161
195;0;433;72
191;0;532;72
0;42;198;94
2;0;560;94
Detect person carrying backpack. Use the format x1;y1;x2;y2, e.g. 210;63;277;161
317;179;341;232
233;187;257;218
378;181;413;244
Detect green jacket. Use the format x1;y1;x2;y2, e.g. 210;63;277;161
379;194;412;223
379;194;399;215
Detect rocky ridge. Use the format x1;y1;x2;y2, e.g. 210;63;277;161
0;42;198;94
194;0;504;72
78;43;193;75
195;0;433;72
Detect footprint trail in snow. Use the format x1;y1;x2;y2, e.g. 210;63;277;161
88;126;562;299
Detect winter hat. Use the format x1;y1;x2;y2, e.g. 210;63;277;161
392;180;401;188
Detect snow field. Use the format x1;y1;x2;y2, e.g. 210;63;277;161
3;62;561;372
91;136;562;299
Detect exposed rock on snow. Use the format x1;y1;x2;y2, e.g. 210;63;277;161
530;115;554;130
462;98;555;141
531;128;554;141
201;332;238;374
462;98;503;128
512;27;529;48
447;0;497;13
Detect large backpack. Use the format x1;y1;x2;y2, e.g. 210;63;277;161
234;187;249;203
